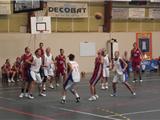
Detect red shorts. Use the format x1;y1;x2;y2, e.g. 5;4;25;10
22;69;30;81
56;68;66;76
132;60;141;72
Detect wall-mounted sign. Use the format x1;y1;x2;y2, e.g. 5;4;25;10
48;2;88;18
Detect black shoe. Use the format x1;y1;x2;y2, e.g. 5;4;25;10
61;99;66;104
76;97;80;103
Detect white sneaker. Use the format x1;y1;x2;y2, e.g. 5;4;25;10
49;84;54;89
94;94;99;99
19;93;24;98
56;83;60;87
8;79;11;83
88;96;96;101
101;86;105;90
140;80;143;82
39;93;46;97
25;93;29;98
133;92;136;96
28;94;34;99
11;79;15;83
105;86;109;89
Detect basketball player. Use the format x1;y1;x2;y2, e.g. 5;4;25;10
111;51;136;97
36;42;46;89
55;49;66;87
88;50;103;101
43;47;55;94
28;49;44;99
19;47;33;98
61;54;80;104
131;42;143;83
101;49;111;90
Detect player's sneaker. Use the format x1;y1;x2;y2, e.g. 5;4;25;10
8;79;11;83
94;94;99;99
56;83;60;87
140;80;143;83
76;97;80;103
49;84;54;89
11;79;15;83
19;93;24;98
61;99;66;104
25;93;29;98
28;94;34;99
110;93;117;97
101;86;105;90
105;85;109;89
132;92;136;96
39;93;46;97
88;96;96;101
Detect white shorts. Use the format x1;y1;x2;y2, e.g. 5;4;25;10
103;68;109;78
30;71;42;84
44;68;54;77
112;73;126;83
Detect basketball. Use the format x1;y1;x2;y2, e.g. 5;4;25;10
94;12;103;20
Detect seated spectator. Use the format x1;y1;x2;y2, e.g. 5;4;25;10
11;57;22;81
2;59;15;83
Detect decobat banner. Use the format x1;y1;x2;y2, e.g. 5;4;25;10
48;2;88;18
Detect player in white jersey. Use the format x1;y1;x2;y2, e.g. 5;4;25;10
111;51;136;97
101;50;111;90
61;54;80;104
28;49;44;99
43;47;55;92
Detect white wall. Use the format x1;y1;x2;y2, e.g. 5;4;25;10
0;32;159;73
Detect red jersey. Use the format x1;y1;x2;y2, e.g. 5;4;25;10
89;56;103;85
4;63;11;71
131;48;142;62
55;55;66;70
12;61;21;71
21;53;32;70
36;48;44;58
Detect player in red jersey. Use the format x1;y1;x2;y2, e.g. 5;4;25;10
19;47;33;98
55;49;67;87
88;50;103;101
131;42;143;83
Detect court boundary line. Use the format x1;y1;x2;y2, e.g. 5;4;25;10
108;109;160;117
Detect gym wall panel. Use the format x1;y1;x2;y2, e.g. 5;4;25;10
9;14;28;32
155;22;160;31
57;18;72;32
111;21;127;32
128;21;141;32
141;21;154;32
0;16;8;32
74;18;88;32
0;32;159;72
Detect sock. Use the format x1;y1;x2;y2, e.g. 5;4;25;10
21;88;24;93
26;89;28;93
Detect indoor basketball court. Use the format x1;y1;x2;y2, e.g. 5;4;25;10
0;0;160;120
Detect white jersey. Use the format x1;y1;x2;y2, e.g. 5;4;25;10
114;57;123;75
44;53;54;69
30;55;42;72
69;61;80;82
103;54;110;68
